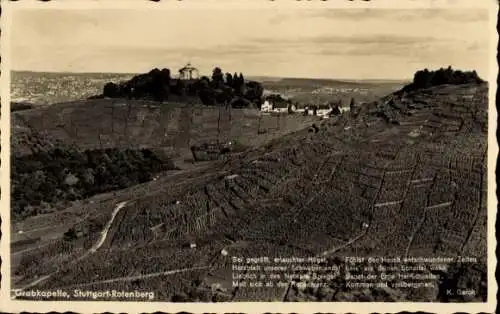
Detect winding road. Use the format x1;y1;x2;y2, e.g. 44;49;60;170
17;201;129;291
89;201;128;253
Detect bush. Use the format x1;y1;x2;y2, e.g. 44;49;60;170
11;102;34;112
63;227;78;242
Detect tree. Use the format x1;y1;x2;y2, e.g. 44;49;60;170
63;227;78;241
225;73;233;87
212;67;224;87
413;68;433;89
244;81;264;105
349;98;356;110
199;89;217;106
151;68;171;101
330;103;341;116
231;97;253;108
218;85;235;105
172;79;186;96
196;76;211;90
431;67;447;86
103;82;120;98
160;68;171;85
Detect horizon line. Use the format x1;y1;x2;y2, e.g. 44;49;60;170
10;69;411;83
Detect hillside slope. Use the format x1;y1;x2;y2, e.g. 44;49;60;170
11;99;320;158
12;83;488;302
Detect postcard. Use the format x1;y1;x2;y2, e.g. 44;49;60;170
0;0;497;312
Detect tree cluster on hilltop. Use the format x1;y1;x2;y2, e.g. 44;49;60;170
100;66;264;108
403;66;485;92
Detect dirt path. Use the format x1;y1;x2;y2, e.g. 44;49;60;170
17;201;129;291
63;266;210;288
320;227;369;256
14;275;52;292
89;201;128;253
12;242;51;256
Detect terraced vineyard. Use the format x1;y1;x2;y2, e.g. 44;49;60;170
11;83;489;302
11;100;320;159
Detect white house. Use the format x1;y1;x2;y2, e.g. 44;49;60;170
261;100;273;112
317;109;332;118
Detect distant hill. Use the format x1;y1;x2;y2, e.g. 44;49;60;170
250;76;407;87
12;70;138;77
261;77;407;86
262;76;405;106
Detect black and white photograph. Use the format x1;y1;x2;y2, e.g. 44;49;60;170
1;0;497;312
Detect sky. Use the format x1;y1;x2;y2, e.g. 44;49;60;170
10;8;490;80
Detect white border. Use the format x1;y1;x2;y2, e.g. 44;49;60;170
1;0;497;313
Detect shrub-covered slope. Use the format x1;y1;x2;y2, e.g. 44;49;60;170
12;148;177;221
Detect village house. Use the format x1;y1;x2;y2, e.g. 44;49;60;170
261;100;273;112
272;101;291;113
261;94;294;113
297;103;333;118
261;96;350;118
316;104;333;117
